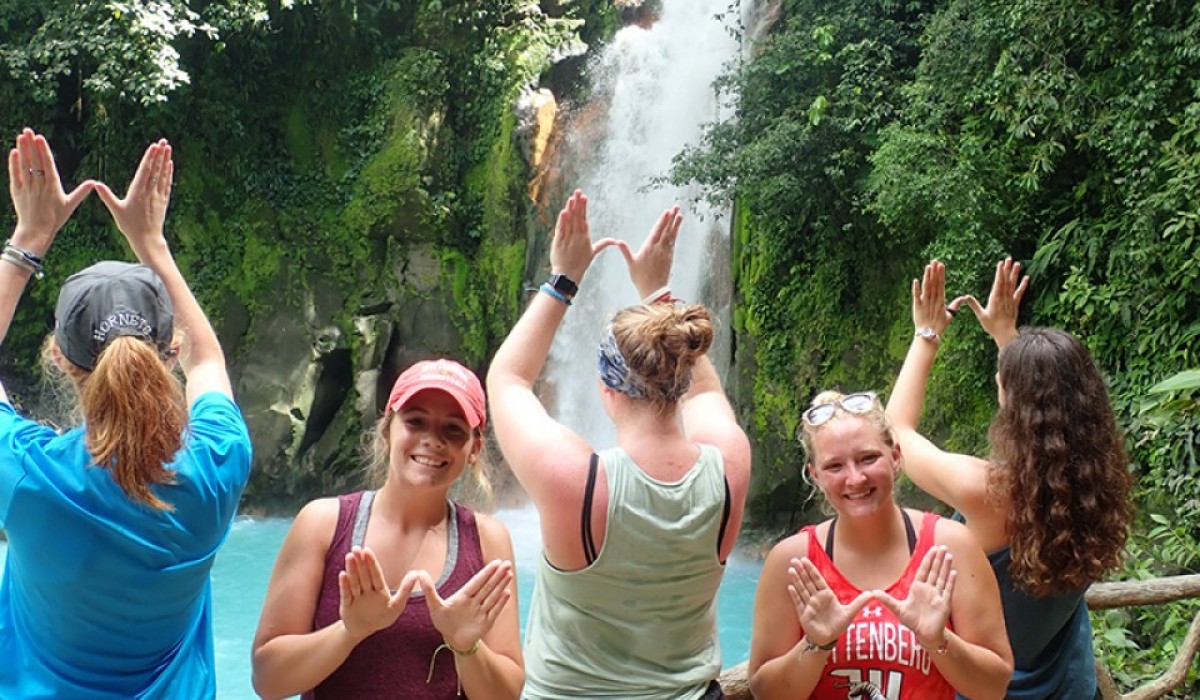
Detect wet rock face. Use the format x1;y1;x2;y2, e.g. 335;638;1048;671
232;246;469;514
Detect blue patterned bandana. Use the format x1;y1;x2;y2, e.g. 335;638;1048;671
597;328;644;398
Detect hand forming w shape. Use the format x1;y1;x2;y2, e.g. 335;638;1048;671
873;545;955;651
338;546;420;642
417;559;514;653
788;556;872;648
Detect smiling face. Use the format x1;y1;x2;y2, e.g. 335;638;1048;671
807;415;900;518
388;389;482;491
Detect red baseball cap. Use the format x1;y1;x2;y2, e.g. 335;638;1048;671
386;359;486;429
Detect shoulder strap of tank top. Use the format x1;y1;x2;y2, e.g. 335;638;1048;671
824;509;916;560
902;508;916;554
825;517;838;557
717;476;732;559
351;490;375;548
582;453;599;565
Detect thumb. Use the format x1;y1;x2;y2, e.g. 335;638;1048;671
952;294;984;322
846;590;874;617
413;570;442;607
872;589;902;616
63;180;94;216
592;237;622;256
390;570;421;609
93;182;122;214
609;238;634;266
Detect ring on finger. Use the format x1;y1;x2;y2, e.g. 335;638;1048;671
28;168;45;177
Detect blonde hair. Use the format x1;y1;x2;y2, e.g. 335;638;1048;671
43;334;186;511
798;390;895;462
609;303;714;411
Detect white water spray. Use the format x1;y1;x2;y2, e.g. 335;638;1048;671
545;0;743;446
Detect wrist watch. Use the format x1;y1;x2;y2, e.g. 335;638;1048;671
547;273;578;299
915;326;940;343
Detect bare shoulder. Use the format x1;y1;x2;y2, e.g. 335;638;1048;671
931;513;968;541
930;514;988;560
288;496;341;549
473;511;512;541
473;511;515;559
763;526;816;572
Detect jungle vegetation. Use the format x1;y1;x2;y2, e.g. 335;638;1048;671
673;0;1200;690
0;0;1196;691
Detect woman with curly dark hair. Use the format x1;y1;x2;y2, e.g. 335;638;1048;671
886;259;1133;700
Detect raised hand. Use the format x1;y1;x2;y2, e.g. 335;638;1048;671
417;559;514;653
951;257;1029;347
94;139;174;255
338;547;420;642
612;205;683;298
788;557;873;648
911;260;954;339
873;545;955;652
8;128;93;252
549;190;619;284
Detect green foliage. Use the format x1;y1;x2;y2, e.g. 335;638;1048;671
672;0;941;517
681;0;1200;689
0;1;271;106
1091;515;1200;691
0;0;606;502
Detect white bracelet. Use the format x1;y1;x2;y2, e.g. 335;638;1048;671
640;286;672;305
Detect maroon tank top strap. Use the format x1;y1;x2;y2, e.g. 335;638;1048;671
441;501;485;593
323;491;364;573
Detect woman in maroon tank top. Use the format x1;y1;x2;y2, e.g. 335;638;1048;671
748;391;1012;699
251;359;524;699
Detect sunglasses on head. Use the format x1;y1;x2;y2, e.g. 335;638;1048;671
802;392;878;426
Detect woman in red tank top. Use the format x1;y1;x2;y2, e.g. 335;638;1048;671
251;360;524;699
748;391;1012;699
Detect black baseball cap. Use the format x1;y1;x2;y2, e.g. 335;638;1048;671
54;261;174;371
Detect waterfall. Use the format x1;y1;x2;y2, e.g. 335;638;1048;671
543;0;743;446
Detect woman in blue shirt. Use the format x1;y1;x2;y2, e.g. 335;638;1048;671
0;129;252;698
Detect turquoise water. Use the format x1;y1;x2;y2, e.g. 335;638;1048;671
1;507;763;699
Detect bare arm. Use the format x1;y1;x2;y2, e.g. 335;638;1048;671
251;499;384;699
0;129;92;402
923;520;1013;699
748;533;872;698
429;514;524;700
487;191;614;567
94;140;230;403
887;261;992;518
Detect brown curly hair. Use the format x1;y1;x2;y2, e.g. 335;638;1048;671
610;302;714;411
988;327;1134;596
